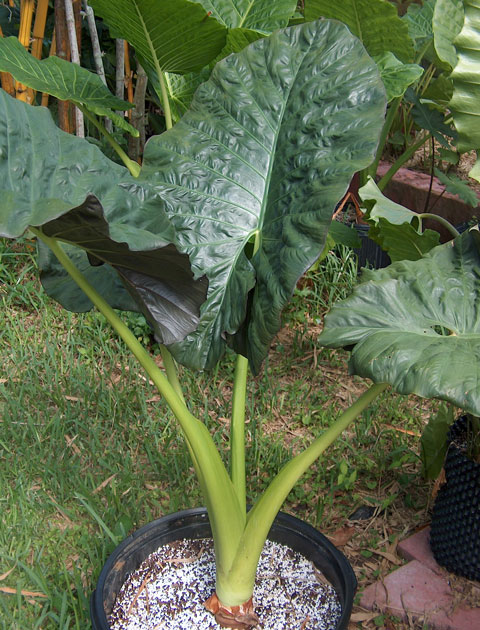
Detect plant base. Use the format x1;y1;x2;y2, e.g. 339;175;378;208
90;507;357;630
204;593;258;629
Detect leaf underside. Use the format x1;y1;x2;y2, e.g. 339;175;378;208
0;89;207;344
318;230;480;415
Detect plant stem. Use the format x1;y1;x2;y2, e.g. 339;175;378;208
216;382;388;606
377;132;430;192
417;213;460;238
423;136;435;212
229;230;262;513
160;344;186;405
31;229;246;574
79;105;141;177
230;355;248;512
364;95;402;184
158;71;173;130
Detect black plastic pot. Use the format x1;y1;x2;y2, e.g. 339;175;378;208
430;417;480;581
353;224;391;270
90;507;357;629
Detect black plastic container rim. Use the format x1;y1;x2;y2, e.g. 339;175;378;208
91;507;357;630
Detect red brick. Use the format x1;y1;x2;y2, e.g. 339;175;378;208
359;560;480;629
397;526;439;572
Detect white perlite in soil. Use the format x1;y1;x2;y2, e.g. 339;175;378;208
109;538;342;630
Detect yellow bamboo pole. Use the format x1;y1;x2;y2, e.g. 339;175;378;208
31;0;50;59
0;25;15;96
16;0;36;103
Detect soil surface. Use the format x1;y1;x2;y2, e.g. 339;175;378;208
109;539;342;630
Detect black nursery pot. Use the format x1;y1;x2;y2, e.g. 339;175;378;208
430;416;480;581
90;507;357;630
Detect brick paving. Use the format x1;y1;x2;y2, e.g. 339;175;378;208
359;527;480;629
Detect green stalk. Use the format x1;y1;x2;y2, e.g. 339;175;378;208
364;96;403;184
160;344;186;405
230;355;248;512
216;382;388;606
157;71;173;131
31;229;246;573
79;105;140;177
417;213;460;238
377;132;430;191
229;230;261;513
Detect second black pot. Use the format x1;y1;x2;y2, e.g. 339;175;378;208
90;507;357;629
430;416;480;581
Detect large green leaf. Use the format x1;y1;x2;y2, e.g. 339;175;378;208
89;0;227;75
0;37;137;135
304;0;414;62
140;19;386;371
0;89;207;343
195;0;297;31
433;0;464;70
318;230;480;415
449;0;480;155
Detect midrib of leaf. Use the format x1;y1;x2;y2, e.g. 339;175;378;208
353;1;363;43
132;1;173;128
237;47;311;238
237;0;256;28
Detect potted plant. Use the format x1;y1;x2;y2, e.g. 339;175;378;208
0;17;389;630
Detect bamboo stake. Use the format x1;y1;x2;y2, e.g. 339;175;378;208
82;2;107;84
31;0;49;59
64;0;84;136
128;62;148;163
124;40;134;120
115;38;125;114
16;0;35;103
0;25;15;96
82;1;112;131
73;0;82;52
55;0;73;132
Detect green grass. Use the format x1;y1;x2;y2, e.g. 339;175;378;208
0;238;432;629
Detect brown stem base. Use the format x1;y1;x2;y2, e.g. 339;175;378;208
204;593;259;629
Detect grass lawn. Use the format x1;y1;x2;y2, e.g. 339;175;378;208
0;238;434;629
